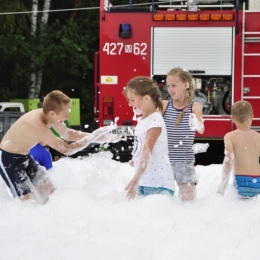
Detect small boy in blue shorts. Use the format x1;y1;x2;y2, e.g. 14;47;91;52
218;101;260;198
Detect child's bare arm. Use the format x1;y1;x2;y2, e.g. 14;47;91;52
217;134;234;195
190;102;205;134
128;159;134;167
125;127;161;199
51;123;90;141
162;100;169;115
44;126;120;156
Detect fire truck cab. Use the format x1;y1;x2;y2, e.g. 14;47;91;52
95;0;260;164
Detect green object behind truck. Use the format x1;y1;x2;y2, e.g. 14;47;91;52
10;98;80;127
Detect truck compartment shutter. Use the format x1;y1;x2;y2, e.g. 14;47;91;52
249;0;260;10
153;27;233;76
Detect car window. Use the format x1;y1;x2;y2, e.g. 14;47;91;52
0;117;3;133
9;117;19;128
4;107;21;112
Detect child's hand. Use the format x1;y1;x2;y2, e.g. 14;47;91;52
189;113;204;133
91;127;121;143
217;186;224;195
129;159;134;167
100;133;122;143
125;176;139;199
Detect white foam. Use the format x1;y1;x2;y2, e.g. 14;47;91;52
192;143;209;154
0;155;259;259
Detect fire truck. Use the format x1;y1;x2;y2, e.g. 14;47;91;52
94;0;260;164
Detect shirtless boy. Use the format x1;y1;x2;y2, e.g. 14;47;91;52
0;90;119;203
218;100;260;198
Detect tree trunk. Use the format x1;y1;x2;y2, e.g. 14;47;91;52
41;0;51;24
31;0;38;36
71;0;82;22
35;70;43;98
29;0;38;98
34;0;51;97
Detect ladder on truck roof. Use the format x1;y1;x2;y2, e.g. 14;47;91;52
241;0;260;98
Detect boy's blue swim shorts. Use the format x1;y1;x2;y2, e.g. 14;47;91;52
235;175;260;198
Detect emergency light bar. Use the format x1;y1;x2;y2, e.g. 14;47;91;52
153;13;233;21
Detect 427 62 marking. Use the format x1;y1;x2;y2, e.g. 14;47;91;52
103;42;147;55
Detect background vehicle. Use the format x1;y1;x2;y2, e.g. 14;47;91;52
94;0;260;164
0;102;25;112
0;103;25;141
0;111;25;141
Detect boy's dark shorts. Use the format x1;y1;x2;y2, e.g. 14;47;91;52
0;149;47;198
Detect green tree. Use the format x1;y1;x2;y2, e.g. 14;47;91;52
0;0;99;123
0;0;32;100
39;0;99;123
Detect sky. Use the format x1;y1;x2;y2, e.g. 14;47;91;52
0;151;260;260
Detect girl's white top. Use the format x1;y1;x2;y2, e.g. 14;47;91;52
132;112;175;191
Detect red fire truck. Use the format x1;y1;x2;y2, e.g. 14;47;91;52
94;0;260;164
